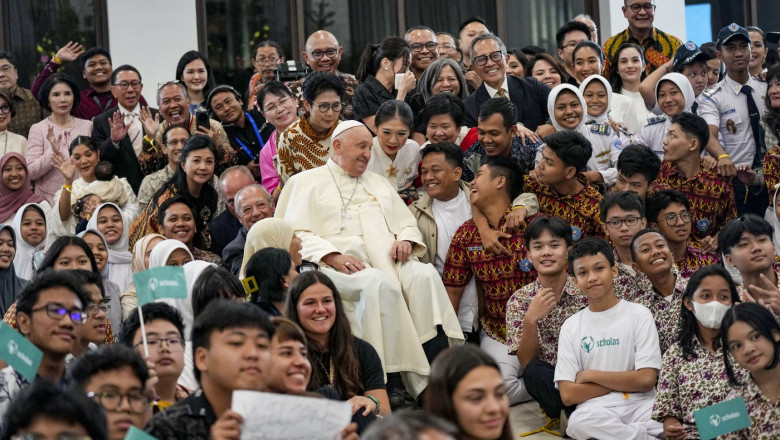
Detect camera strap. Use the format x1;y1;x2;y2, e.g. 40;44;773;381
233;112;264;161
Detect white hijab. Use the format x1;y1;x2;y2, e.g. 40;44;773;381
87;203;133;291
77;229;122;331
12;204;47;281
580;75;613;124
547;84;587;132
149;239;193;269
655;73;696;115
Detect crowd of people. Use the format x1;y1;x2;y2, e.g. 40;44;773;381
1;1;779;439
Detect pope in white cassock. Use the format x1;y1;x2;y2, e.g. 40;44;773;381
275;120;465;397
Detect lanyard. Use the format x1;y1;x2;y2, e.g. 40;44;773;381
92;94;114;112
233;112;264;161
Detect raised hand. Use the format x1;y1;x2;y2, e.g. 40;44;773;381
108;109;129;143
54;41;84;63
51;150;76;182
46;126;63;152
139;106;160;138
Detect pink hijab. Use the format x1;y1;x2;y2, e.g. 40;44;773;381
0;153;45;223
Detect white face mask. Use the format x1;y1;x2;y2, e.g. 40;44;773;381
692;300;731;329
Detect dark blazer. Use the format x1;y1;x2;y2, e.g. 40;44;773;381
222;226;248;276
210;209;242;258
92;107;160;193
463;75;551;130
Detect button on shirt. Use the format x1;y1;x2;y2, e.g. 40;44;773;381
699;76;767;166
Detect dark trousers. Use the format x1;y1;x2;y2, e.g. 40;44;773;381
733;180;769;216
524;360;575;418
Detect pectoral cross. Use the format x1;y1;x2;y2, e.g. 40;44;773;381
340;209;350;230
387;164;397;178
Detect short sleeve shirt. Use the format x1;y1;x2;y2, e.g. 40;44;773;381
524;173;604;241
677;241;720;279
718;379;780;439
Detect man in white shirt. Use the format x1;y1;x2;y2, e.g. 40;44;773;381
554;237;663;439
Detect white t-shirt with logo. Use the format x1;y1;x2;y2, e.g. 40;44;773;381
554;299;662;402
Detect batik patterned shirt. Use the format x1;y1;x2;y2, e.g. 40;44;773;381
275;114;338;186
287;71;359;121
505;277;587;365
654;162;737;240
719;378;780;439
524;174;604;241
602;27;682;77
677;241;720;279
763;144;780;196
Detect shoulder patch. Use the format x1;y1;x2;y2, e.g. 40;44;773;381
589;124;611;135
702;84;721;98
646;115;667;125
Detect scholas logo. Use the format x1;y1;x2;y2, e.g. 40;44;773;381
581;336;594;353
581;336;620;353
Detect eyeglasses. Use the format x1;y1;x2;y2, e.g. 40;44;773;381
262;96;292;113
0;104;10;114
255;56;279;65
0;65;14;74
88;390;150;414
114;80;142;90
438;43;456;50
628;3;655;13
662;211;691;226
411;42;438;53
31;304;87;324
134;337;183;351
473;50;504;66
309;48;338;60
313;101;342;113
11;435;92;440
604;216;642;229
86;303;111;316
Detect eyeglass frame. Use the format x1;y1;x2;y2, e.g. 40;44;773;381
411;42;438;53
85;302;112;316
87;390;150;414
113;80;142;90
312;101;343;114
627;2;656;13
472;50;505;66
0;65;15;74
133;336;183;350
255;55;279;65
30;303;87;324
261;95;292;113
308;48;339;60
661;211;692;226
0;104;11;115
604;216;643;230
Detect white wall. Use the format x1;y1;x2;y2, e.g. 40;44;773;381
107;0;199;106
598;0;687;45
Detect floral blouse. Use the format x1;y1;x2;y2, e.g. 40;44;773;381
718;377;780;439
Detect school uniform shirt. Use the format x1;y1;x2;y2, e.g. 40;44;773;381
505;277;587;366
366;137;421;191
652;339;745;439
698;76;767;167
677;241;720;279
579;123;627;186
763;144;780;196
631;114;671;158
554;299;661;397
654;161;737;240
462;137;538;182
443;210;536;343
718;378;780;439
524;174;604;241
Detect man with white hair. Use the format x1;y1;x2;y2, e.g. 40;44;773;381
276;120;464;405
222;184;275;275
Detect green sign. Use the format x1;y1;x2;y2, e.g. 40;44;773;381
134;266;187;306
123;426;158;440
0;322;43;382
694;397;751;440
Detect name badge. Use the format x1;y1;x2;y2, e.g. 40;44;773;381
467;246;484;252
693;397;751;440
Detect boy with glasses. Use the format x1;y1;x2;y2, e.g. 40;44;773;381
0;269;90;419
599;191;647;275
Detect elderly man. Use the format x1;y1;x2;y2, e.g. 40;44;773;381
139;81;236;176
602;0;682;76
0;51;45;138
222;184;275;275
405;26;439;79
210;165;257;256
276;120;464;402
287;30;359;120
575;14;599;42
436;32;461;62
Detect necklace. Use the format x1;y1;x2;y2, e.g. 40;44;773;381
327;162;358;230
316;353;334;387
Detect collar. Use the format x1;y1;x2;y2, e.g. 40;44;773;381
119;103;141;115
326;158;351;177
723;75;757;95
625;27;658;45
300;114;337;142
185;389;219;424
484;76;509;98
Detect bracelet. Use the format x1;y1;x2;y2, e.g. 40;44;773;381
717;154;730;161
62;184;72;194
366;395;380;415
511;205;525;211
52;56;62;65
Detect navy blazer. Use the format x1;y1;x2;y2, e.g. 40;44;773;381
463;75;551;130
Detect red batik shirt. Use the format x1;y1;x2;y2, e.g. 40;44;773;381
654;162;737;240
763;145;780;198
443;211;536;343
524;174;604;241
677;241;720;279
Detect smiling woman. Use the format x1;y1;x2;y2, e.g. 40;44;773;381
0;153;48;225
86;203;134;293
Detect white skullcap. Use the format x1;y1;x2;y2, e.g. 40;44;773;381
331;120;367;139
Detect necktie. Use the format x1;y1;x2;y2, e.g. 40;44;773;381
497;89;507;98
691;102;698;115
740;85;766;168
125;112;142;156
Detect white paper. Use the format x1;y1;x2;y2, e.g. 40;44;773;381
232;390;351;440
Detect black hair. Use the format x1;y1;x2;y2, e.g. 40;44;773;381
482;156;524;200
747;26;767;46
420;93;466;128
0;51;16;68
616;144;661;185
599;191;645;222
556;21;591;49
191;300;275;383
157;195;196;230
161;123;190;145
718;214;774;255
420;142;463;169
36;236;99;274
256;80;294;111
645;189;690;225
458;16;488;35
629;228;665;261
94;161;114;181
543;130;592;172
405;25;436;39
302;71;345;105
16;269;91;319
71;268;105;299
253;40;284;60
37;73;81;111
763;65;780;129
361;409;459;440
244;247;293;306
608;43;646;92
671;112;710;153
355;36;411;83
191;266;246;318
679;265;739;360
110;64;141;85
117;302;185;347
68;344;149;390
568;236;615;273
526;216;573;247
72;193;97;220
1;381;108;440
573;41;605;65
68;135;99;155
79;47;112;71
721;302;780;385
375;100;414;131
525;53;568;81
205;85;243;115
507;48;530;70
478;97;517;130
175;50;216;98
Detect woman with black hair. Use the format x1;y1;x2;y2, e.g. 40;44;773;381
175;50;216;113
244;247;297;317
366;100;420;193
353;36;415;133
129;134;219;249
651;265;745;440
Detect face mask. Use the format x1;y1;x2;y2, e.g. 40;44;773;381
691;300;731;329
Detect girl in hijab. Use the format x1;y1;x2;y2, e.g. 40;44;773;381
632;72;696;158
120;233;166;320
0;153;48;224
148;239;194;269
0;225;26;316
11;203;47;280
86;203;133;291
78;229;123;332
240;217;302;277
